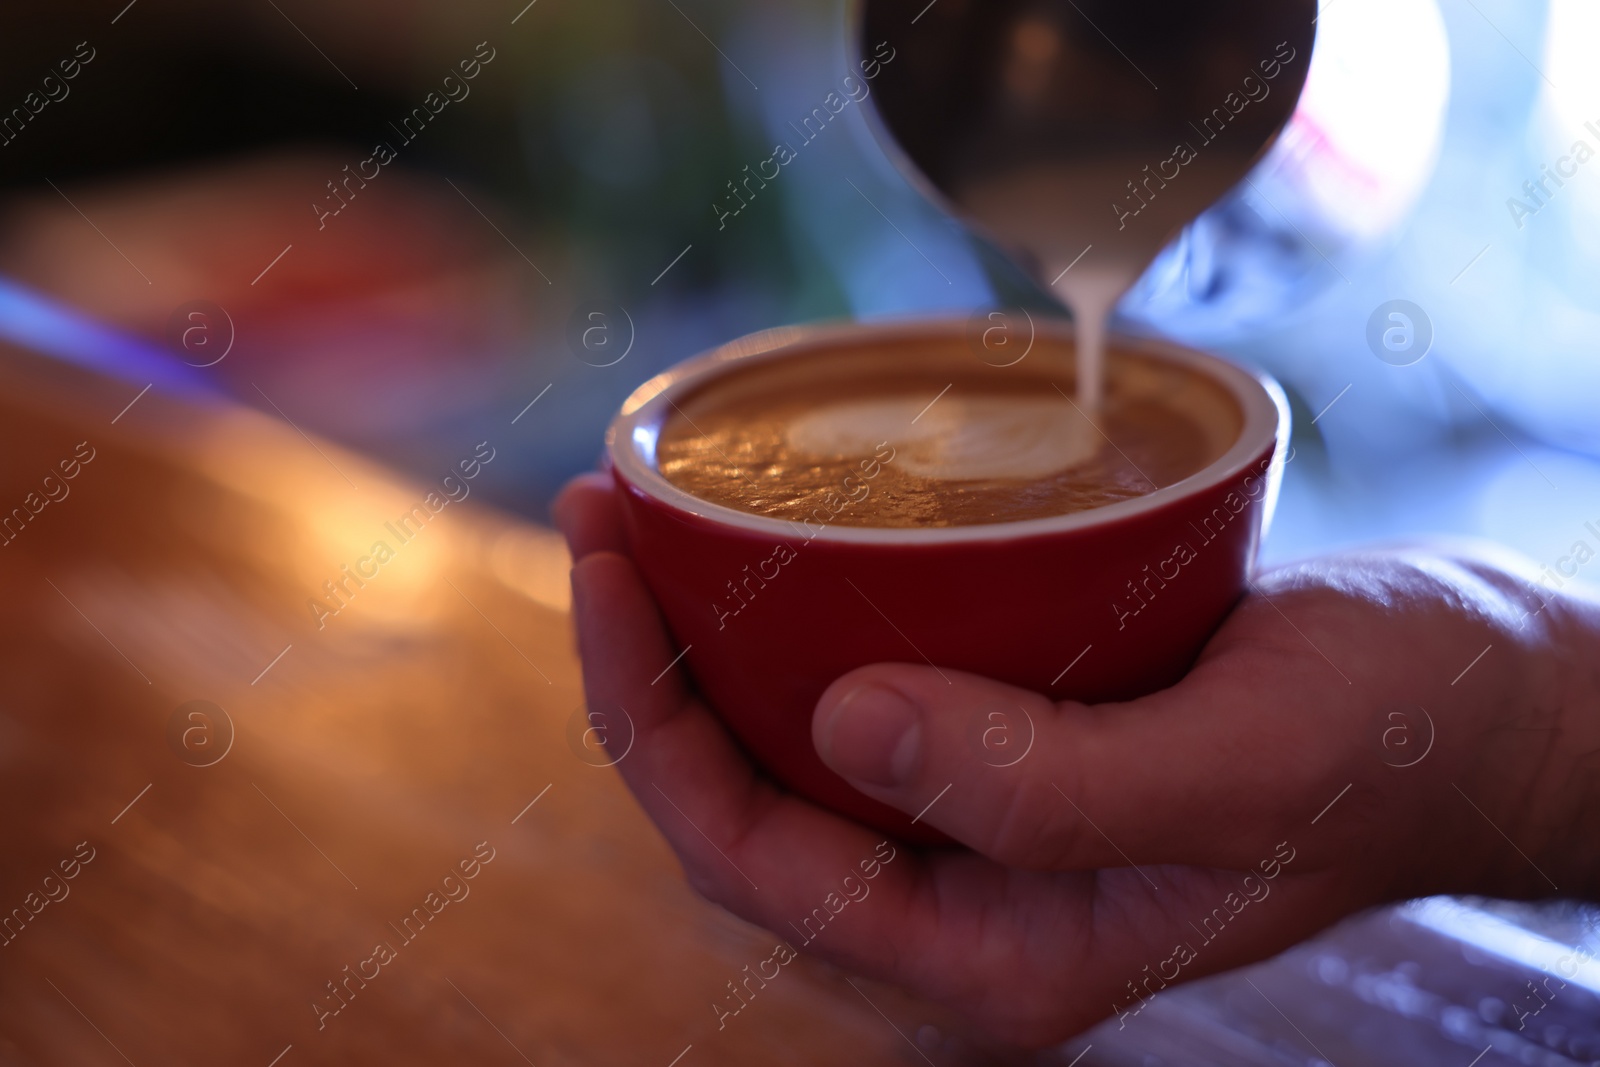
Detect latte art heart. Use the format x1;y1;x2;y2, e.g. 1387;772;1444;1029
785;398;1099;482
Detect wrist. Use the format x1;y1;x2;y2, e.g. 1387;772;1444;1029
1417;552;1600;902
1539;586;1600;899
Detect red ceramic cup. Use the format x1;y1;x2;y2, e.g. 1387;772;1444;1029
607;318;1290;842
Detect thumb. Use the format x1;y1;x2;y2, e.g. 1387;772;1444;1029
811;663;1275;871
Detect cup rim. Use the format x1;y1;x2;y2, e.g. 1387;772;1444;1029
606;317;1290;545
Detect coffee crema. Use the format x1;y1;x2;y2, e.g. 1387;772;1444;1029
654;338;1240;529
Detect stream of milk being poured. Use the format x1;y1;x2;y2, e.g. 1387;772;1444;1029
1052;263;1135;412
964;164;1156;414
963;157;1245;413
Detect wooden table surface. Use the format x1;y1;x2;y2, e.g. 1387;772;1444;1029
0;344;977;1066
3;342;1594;1067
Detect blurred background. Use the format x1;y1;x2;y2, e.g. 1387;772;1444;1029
4;1;1600;1063
2;0;1596;579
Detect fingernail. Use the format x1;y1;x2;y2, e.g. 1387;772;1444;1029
818;683;921;787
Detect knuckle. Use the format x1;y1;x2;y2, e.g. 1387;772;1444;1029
982;774;1082;868
680;857;717;897
683;862;734;909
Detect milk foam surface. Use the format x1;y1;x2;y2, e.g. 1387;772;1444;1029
785;396;1098;482
654;342;1238;529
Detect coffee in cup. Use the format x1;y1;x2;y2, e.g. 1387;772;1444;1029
655;333;1240;529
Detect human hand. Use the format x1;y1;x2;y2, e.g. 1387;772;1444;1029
555;472;1600;1046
